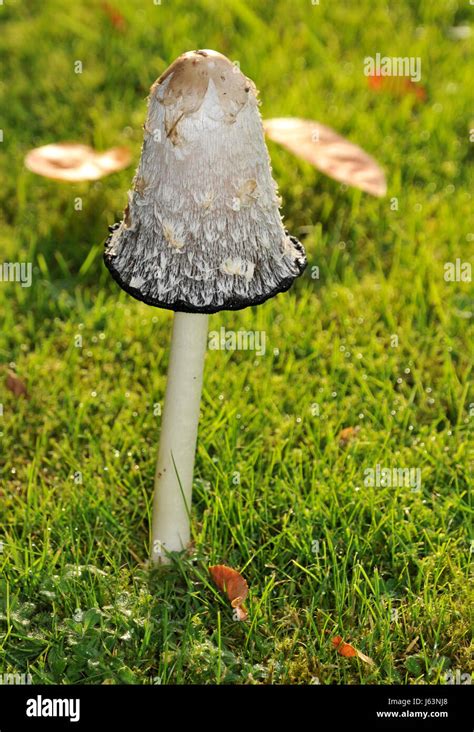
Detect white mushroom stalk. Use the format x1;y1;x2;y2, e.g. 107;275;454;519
151;312;208;560
104;50;306;563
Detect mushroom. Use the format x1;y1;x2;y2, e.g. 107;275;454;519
263;118;387;197
25;143;131;181
104;49;306;563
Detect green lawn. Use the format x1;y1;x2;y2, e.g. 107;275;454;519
0;0;472;685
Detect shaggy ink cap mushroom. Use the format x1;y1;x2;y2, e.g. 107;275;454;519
104;49;306;314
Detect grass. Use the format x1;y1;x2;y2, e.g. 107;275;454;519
0;0;472;685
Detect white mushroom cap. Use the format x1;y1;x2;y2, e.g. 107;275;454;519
104;49;306;313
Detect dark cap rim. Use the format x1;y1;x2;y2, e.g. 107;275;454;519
103;237;307;315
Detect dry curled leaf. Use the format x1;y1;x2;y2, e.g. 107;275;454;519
263;117;387;197
209;565;248;621
332;636;357;658
355;648;375;666
6;370;29;399
338;425;360;446
368;73;427;102
405;635;420;654
101;1;127;31
332;636;374;665
25;143;132;182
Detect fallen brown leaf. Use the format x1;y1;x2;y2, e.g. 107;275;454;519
338;425;361;446
405;635;420;654
263;117;387;197
355;648;375;666
332;636;375;665
332;635;357;658
209;564;248;621
368;74;427;102
6;370;29;399
101;1;127;31
25;143;132;182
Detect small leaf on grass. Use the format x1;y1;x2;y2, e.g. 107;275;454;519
368;74;427;102
332;636;375;665
405;635;419;654
332;636;357;658
354;648;375;666
6;370;29;399
263;117;387;197
101;1;127;31
25;143;132;182
209;565;249;621
338;426;360;446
